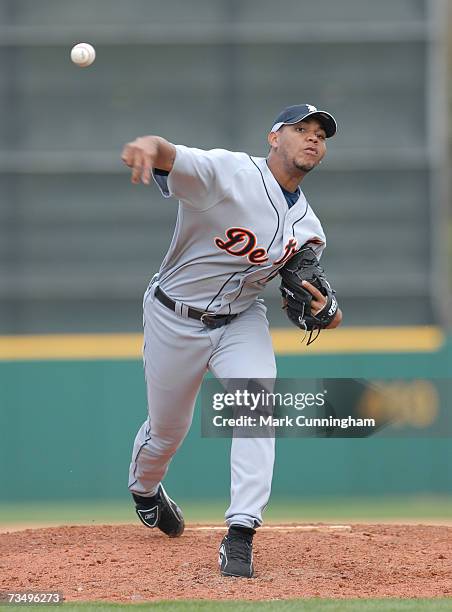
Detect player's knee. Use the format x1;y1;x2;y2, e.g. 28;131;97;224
151;432;187;457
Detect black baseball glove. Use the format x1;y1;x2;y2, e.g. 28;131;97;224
279;245;338;344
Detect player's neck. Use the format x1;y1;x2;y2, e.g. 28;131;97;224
266;156;306;192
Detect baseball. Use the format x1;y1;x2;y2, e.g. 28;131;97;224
70;43;96;67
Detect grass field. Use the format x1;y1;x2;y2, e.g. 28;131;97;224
1;599;452;611
1;495;451;527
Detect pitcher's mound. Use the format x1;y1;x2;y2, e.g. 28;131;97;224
1;523;451;602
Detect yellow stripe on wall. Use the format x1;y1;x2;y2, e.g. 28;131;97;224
0;333;143;361
271;326;445;354
0;326;445;361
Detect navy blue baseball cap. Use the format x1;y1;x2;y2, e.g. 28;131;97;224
271;104;337;138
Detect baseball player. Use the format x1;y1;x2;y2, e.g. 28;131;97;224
122;104;342;578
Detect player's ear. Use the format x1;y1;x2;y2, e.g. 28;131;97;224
267;131;278;150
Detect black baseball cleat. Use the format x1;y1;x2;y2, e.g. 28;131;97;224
218;525;255;578
132;484;184;538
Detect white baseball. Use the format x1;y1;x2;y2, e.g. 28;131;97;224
70;43;96;67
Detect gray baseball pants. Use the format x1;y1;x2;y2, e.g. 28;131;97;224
128;283;276;528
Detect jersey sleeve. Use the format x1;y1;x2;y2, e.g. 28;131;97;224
152;145;239;211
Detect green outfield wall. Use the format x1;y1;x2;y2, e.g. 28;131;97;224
1;334;451;503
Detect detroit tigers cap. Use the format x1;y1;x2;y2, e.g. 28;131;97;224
271;104;337;138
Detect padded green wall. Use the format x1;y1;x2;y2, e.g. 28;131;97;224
1;340;451;502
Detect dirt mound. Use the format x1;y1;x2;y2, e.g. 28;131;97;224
1;523;451;602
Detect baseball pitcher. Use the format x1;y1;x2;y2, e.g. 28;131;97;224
121;104;342;578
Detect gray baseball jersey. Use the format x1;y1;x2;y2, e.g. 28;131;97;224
129;144;327;529
153;145;326;313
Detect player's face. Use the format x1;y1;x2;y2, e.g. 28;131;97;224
271;118;327;174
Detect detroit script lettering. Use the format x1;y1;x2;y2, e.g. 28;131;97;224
215;227;298;266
